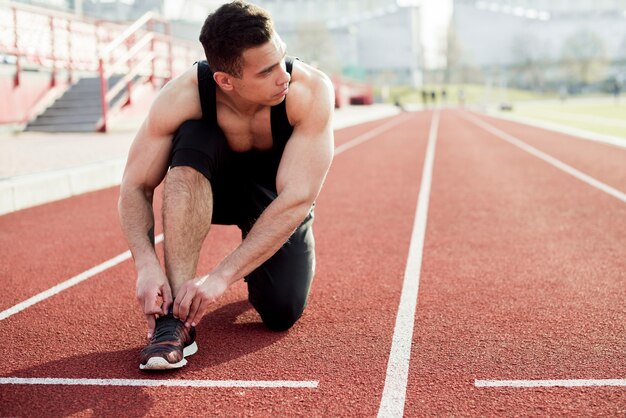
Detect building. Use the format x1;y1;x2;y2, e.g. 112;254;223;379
12;0;428;86
451;0;626;86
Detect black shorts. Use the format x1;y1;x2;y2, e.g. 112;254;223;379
169;119;315;331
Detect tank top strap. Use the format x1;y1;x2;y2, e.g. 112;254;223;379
196;60;217;125
270;56;296;147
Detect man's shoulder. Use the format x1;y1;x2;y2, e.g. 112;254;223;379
292;60;332;92
288;61;334;125
146;65;202;133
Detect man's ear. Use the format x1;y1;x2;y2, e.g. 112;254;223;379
214;72;234;91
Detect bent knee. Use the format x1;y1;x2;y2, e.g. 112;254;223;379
257;301;306;332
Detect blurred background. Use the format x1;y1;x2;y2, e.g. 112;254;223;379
1;0;625;132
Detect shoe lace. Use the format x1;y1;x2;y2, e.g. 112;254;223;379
151;315;184;343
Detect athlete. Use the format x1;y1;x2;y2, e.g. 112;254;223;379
118;1;334;370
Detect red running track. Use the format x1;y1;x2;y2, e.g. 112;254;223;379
0;110;625;416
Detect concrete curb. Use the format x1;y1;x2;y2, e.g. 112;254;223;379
1;105;402;216
0;159;125;215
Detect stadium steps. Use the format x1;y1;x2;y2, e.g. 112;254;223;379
25;75;132;133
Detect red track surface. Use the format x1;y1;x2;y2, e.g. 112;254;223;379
1;110;625;416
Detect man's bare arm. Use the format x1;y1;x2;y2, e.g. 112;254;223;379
118;67;201;335
174;68;335;327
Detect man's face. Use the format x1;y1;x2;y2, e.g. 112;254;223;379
233;33;291;105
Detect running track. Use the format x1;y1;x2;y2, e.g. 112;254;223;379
1;109;625;416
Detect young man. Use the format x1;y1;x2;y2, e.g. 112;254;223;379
118;1;334;370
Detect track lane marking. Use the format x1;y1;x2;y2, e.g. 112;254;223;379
378;111;440;417
475;379;626;388
334;113;413;154
461;112;626;204
0;377;318;388
0;235;162;321
1;114;412;321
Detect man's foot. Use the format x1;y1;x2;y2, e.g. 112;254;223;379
139;313;198;370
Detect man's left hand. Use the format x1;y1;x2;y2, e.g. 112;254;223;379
173;275;229;328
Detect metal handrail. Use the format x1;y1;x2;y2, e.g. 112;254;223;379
1;1;127;87
1;2;203;129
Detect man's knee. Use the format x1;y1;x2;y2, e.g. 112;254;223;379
255;297;307;332
164;166;210;197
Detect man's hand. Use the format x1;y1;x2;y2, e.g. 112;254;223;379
136;265;173;339
173;275;229;328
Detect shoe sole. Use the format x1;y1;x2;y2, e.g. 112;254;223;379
139;341;199;370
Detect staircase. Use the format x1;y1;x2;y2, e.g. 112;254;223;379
4;3;202;133
25;75;131;133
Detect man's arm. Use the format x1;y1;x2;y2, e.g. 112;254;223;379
174;67;335;327
118;67;202;337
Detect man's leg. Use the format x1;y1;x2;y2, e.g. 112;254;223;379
246;211;316;331
140;119;230;370
163;165;212;296
239;182;316;331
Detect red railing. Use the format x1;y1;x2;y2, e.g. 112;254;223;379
0;2;203;131
0;2;126;88
96;11;201;132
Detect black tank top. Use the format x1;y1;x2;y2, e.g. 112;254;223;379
197;57;295;150
196;57;295;190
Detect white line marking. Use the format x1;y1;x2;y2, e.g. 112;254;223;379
1;115;412;321
475;379;626;388
0;377;318;388
378;111;440;418
334;114;411;155
461;112;626;204
0;234;164;321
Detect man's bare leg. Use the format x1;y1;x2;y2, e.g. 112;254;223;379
163;166;213;297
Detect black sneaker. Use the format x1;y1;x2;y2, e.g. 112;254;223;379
139;312;198;370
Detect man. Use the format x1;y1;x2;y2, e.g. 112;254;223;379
118;0;334;370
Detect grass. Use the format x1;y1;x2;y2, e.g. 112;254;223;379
380;84;554;106
495;97;626;138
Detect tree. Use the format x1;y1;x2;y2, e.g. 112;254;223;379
561;29;608;85
510;32;550;90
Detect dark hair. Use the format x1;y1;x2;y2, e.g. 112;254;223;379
199;1;274;77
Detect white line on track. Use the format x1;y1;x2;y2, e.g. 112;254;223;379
0;377;318;388
377;111;440;418
1;114;411;321
461;112;626;204
475;379;626;388
0;235;163;321
334;113;412;155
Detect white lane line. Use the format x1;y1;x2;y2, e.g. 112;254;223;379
334;113;412;155
461;112;626;204
475;379;626;388
0;377;318;388
0;234;164;321
0;114;413;321
378;111;440;418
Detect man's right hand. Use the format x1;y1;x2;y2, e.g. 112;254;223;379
135;265;173;339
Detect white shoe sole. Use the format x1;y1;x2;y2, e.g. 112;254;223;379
139;341;198;370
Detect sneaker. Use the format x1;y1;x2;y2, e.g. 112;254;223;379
139;313;198;370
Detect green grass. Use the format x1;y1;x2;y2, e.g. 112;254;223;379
497;98;626;138
380;84;554;105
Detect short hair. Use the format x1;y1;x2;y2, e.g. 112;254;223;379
199;1;274;78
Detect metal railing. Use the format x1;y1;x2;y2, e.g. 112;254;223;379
1;2;203;131
0;1;126;87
